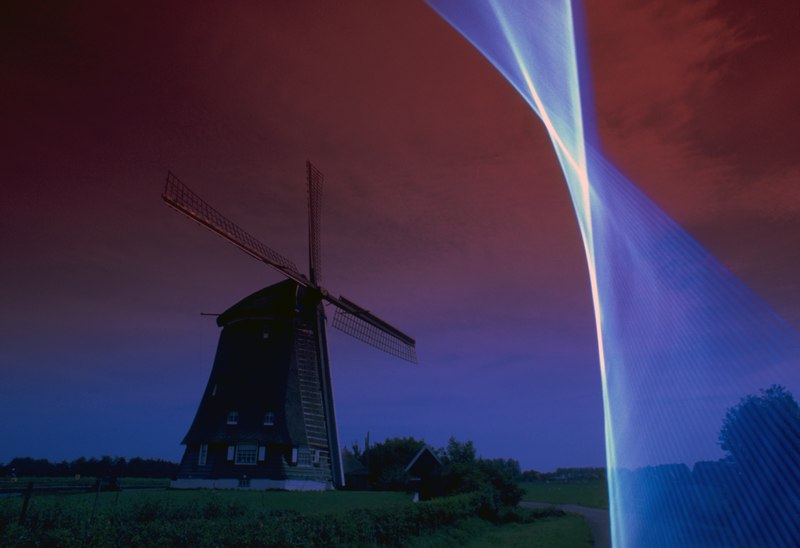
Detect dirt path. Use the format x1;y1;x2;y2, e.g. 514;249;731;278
520;501;610;548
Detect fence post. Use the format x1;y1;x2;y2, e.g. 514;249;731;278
18;481;33;525
84;478;102;544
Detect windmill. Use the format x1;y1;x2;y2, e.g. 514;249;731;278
163;163;416;490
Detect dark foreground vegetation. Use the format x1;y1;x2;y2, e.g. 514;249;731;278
0;437;604;546
345;437;525;505
0;489;564;547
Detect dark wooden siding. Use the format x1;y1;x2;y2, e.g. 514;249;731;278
176;281;334;485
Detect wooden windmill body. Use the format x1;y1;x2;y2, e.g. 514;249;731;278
164;164;416;490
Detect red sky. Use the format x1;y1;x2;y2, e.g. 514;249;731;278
1;0;798;471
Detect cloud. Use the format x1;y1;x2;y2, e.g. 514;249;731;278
584;0;800;307
722;166;800;220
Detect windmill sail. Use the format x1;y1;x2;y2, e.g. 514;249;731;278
307;161;323;286
163;171;307;285
163;169;417;361
331;296;417;363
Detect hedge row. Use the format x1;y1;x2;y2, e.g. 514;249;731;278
2;492;485;547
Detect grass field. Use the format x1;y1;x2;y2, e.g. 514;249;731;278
520;479;609;509
0;488;411;517
2;483;596;546
407;515;593;548
0;488;496;546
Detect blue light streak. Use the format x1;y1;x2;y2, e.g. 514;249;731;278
427;1;800;545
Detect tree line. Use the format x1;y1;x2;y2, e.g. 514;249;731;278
0;456;179;478
346;435;604;488
344;436;528;510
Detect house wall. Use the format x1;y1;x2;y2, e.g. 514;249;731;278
176;443;332;487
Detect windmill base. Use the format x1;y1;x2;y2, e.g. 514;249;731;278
170;478;331;491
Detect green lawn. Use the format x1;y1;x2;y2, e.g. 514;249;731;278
407;515;592;548
0;487;411;517
2;485;596;546
520;479;609;509
130;488;410;514
0;488;454;546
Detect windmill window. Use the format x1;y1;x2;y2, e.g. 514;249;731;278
227;411;239;425
227;446;235;461
235;443;258;465
297;446;312;467
263;411;275;426
258;446;266;461
262;327;270;339
198;444;208;466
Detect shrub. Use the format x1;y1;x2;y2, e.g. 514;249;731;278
439;454;524;519
1;492;485;546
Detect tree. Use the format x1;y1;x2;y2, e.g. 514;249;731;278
439;437;523;512
442;437;476;465
363;437;426;489
719;384;800;477
482;458;521;482
349;442;362;462
716;385;800;543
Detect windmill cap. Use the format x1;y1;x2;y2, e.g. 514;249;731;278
217;279;302;327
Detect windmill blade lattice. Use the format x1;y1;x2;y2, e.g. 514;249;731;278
163;168;417;364
307;161;323;285
163;171;306;284
332;302;418;364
